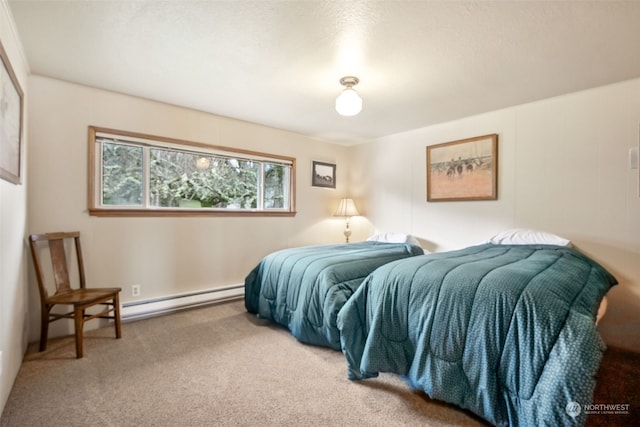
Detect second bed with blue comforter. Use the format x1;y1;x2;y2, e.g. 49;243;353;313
244;241;424;350
337;243;617;426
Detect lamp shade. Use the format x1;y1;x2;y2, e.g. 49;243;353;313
335;88;362;116
334;198;359;217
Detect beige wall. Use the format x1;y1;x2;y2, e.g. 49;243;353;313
26;75;354;339
0;0;29;413
349;78;640;351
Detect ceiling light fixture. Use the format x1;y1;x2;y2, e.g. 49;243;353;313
196;157;211;169
335;76;362;116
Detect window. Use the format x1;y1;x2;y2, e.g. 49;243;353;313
88;126;296;217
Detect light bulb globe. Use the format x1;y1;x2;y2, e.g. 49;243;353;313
335;88;362;116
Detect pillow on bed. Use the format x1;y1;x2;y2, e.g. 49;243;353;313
485;228;571;247
367;232;421;247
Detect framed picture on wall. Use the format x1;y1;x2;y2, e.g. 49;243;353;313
426;134;498;201
0;40;24;185
312;161;336;188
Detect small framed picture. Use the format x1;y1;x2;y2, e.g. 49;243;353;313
312;161;336;188
426;134;498;201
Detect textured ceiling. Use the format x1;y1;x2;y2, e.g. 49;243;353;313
8;0;640;145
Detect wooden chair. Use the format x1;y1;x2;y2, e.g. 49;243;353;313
28;231;122;358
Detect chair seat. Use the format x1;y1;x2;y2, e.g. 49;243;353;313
48;287;122;305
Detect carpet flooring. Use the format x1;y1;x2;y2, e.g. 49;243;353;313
587;345;640;426
1;299;637;426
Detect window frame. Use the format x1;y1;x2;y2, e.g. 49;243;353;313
88;126;296;217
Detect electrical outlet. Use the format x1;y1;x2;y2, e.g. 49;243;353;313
131;284;141;297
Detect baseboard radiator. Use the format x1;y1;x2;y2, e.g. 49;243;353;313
121;283;244;321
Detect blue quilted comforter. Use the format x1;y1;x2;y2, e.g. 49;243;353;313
244;241;424;350
337;244;617;426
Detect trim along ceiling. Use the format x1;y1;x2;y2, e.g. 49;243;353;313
8;0;640;145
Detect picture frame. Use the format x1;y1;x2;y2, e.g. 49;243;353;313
0;41;24;185
311;161;336;188
426;134;498;202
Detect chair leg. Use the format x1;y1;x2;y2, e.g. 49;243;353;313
39;306;50;352
74;306;84;359
114;294;122;339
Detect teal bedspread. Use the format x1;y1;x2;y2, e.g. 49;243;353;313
337;244;617;426
244;241;424;350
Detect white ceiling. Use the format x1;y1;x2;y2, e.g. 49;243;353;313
8;0;640;145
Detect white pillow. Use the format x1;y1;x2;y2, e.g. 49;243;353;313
367;232;421;247
485;228;571;247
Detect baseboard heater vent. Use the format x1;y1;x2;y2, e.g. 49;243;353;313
121;284;244;321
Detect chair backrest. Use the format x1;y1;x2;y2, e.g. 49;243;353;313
29;232;87;301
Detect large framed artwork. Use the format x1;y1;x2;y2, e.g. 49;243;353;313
0;41;24;185
312;161;336;188
426;134;498;202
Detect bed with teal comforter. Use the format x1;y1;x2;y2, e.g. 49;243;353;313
337;244;617;426
244;241;424;350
